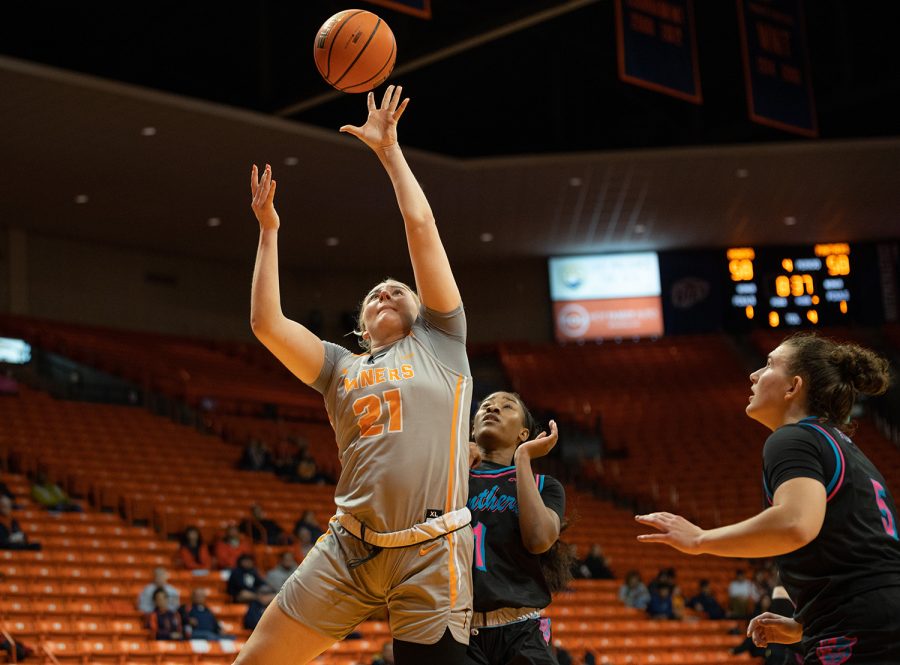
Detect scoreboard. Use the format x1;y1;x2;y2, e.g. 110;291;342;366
726;243;853;329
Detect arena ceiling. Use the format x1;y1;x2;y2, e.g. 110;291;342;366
1;1;898;270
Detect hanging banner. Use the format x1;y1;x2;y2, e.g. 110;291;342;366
364;0;431;19
615;0;702;104
737;0;817;137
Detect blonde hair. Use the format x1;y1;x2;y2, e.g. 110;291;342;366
352;279;420;351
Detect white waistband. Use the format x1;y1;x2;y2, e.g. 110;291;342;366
471;607;541;629
332;507;471;549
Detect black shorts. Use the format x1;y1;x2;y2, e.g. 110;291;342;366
465;618;556;665
802;586;900;664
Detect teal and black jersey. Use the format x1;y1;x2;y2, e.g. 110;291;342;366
468;461;565;613
763;417;900;644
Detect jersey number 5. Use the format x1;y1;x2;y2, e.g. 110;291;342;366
352;389;403;438
871;478;899;541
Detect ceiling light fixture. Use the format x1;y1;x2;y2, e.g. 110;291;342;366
141;127;157;136
284;156;299;166
783;216;797;226
74;194;89;204
325;237;340;246
479;232;494;243
207;217;222;227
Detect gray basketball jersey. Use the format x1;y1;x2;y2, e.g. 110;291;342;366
312;306;473;533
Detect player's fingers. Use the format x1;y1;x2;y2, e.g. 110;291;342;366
250;164;259;195
381;85;394;110
266;180;277;203
634;515;666;529
367;91;376;113
339;125;362;137
636;533;669;543
388;85;402;112
394;97;410;122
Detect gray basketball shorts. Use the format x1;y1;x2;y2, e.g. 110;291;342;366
276;522;473;645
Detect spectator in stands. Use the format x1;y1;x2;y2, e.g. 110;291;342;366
241;504;288;545
238;439;273;472
138;567;181;614
580;543;614;579
648;567;675;596
228;554;267;603
687;579;725;620
292;525;315;561
178;525;212;570
552;642;573;665
290;458;329;485
0;633;34;661
179;588;232;640
753;566;774;600
618;570;651;610
0;481;14;501
148;588;184;640
647;582;676;620
266;551;298;591
243;585;277;631
727;568;758;618
371;642;395;665
30;471;81;512
0;495;40;551
214;524;253;570
566;543;585;580
293;509;324;542
272;438;301;478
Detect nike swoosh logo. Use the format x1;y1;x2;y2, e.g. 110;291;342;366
418;541;441;556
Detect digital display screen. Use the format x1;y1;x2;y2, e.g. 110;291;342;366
726;243;853;328
0;337;32;364
549;252;664;341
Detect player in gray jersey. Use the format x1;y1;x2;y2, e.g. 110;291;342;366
237;86;473;665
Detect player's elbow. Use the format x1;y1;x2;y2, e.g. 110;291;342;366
782;515;822;551
522;532;556;555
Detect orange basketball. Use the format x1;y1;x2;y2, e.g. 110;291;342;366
314;10;396;94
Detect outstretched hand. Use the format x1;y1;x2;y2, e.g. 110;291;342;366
340;84;410;152
635;512;705;555
250;163;279;231
747;612;803;647
514;420;558;462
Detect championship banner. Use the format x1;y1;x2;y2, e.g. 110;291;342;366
615;0;702;104
737;0;817;137
364;0;431;19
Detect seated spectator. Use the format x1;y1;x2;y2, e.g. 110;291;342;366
272;438;300;478
0;481;14;501
214;524;253;570
647;583;675;620
618;570;651;610
648;567;675;595
0;495;40;551
580;543;614;579
687;579;725;620
0;633;34;661
238;439;273;472
292;525;315;561
567;543;585;580
671;584;685;620
147;588;184;640
30;471;81;512
293;509;324;542
138;567;181;614
552;643;573;665
179;588;233;640
728;569;758;618
290;458;329;485
227;554;266;603
178;526;211;571
371;642;395;665
243;585;277;631
265;550;298;591
240;504;288;546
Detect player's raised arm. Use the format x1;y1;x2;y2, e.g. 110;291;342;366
340;85;461;313
249;164;325;385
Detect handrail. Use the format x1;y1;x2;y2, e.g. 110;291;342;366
0;627;18;664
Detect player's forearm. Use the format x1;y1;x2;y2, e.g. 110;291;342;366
250;229;286;334
515;453;559;554
698;506;813;558
376;144;435;229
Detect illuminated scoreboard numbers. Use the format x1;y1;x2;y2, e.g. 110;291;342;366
815;243;851;314
727;248;757;320
727;247;755;282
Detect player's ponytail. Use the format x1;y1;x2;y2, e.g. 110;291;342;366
540;517;576;594
784;333;891;434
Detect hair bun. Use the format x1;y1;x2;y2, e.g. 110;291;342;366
832;344;891;396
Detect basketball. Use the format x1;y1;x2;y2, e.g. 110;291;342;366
314;10;396;94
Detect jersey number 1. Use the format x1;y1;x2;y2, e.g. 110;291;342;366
353;389;403;438
871;478;899;541
472;521;488;572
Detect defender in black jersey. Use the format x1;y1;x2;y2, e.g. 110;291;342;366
466;392;569;665
635;333;899;664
